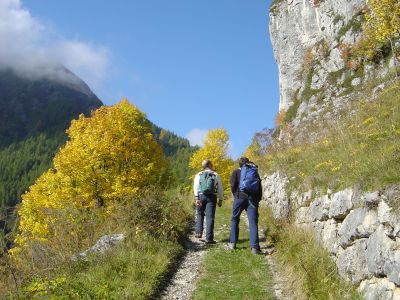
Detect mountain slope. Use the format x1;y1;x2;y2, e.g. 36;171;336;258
0;68;197;220
0;68;102;148
0;68;103;214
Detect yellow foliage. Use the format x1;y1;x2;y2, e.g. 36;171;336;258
189;128;234;189
356;0;400;59
365;0;400;43
14;99;165;252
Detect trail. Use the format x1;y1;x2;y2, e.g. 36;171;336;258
242;214;291;300
159;227;208;300
160;203;290;300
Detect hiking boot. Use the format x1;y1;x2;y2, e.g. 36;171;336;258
251;247;262;255
226;243;236;251
205;240;217;245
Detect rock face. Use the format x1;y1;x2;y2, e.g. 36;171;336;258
263;172;400;299
269;0;395;135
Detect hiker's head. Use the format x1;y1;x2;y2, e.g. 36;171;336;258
202;159;213;170
239;157;249;167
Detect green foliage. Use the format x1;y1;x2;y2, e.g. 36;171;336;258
152;125;198;188
336;11;365;41
261;207;362;300
0;132;66;209
333;14;344;25
284;98;301;123
193;201;275;300
285;68;322;124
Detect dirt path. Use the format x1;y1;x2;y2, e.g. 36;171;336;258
159;228;208;300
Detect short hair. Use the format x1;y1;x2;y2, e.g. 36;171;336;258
239;157;249;167
202;159;213;169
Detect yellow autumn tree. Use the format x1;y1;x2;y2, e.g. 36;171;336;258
356;0;400;60
13;99;165;253
189;128;234;189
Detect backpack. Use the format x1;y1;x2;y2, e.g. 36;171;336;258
199;171;216;195
239;163;260;194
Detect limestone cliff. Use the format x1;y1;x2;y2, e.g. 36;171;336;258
269;0;396;134
266;1;400;299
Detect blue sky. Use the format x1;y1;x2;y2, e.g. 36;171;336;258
21;0;279;158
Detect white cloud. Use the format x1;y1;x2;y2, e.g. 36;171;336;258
186;128;208;147
0;0;109;89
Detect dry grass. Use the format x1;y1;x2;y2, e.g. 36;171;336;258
1;189;193;298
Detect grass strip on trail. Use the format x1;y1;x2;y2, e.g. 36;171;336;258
192;200;275;300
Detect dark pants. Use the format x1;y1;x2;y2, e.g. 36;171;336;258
229;195;260;249
196;194;217;241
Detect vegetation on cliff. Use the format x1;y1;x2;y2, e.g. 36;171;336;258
255;81;400;197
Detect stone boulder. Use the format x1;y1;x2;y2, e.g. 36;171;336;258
77;234;125;258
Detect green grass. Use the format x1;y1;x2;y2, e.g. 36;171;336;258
260;207;362;300
8;235;183;299
263;80;400;197
192;200;275;300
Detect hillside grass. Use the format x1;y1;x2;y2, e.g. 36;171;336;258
263;81;400;199
6;236;183;299
192;200;275;300
260;207;362;300
1;190;193;299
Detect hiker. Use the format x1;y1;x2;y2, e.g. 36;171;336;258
193;159;224;244
228;157;262;254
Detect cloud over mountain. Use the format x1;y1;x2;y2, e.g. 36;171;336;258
186;128;208;147
0;0;109;89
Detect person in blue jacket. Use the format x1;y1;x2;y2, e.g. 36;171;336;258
227;157;262;254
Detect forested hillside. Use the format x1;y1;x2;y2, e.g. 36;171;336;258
152;125;198;187
0;69;102;224
0;69;196;242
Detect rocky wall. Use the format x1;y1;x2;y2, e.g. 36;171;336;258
269;0;397;137
263;172;400;300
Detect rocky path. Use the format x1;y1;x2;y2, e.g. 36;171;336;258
159;228;208;300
